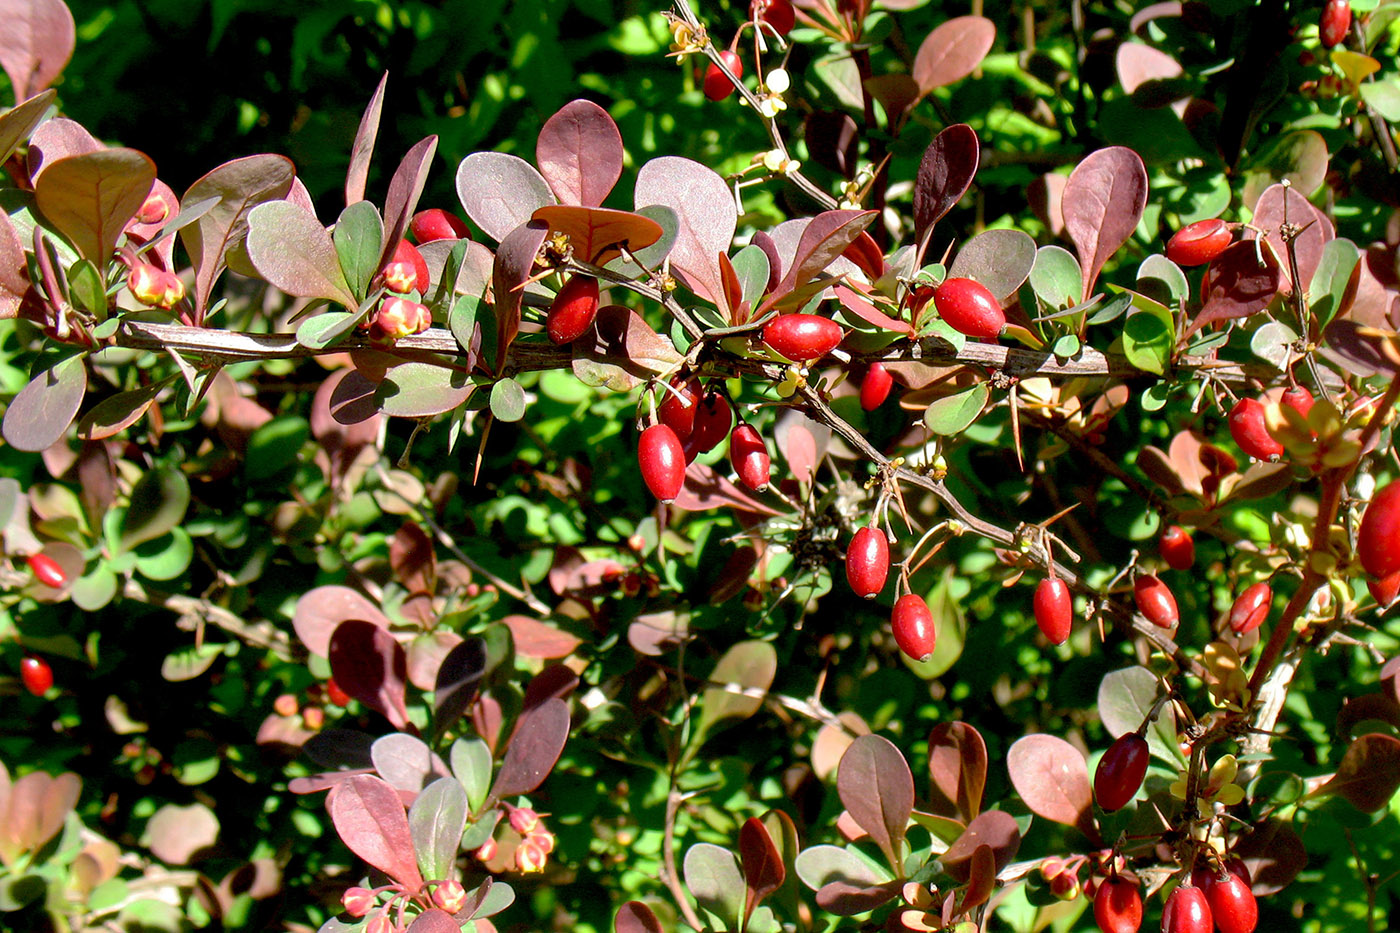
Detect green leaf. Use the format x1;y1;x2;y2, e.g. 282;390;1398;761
1137;254;1188;306
924;384;988;435
1097;666;1184;766
134;527;194;581
683;844;745;933
119;465;190;552
409;777;469;885
694;640;777;742
71;564;118;611
1;354;87;452
450;738;494;814
376;362;474;418
67;258;107;317
245;415;309;481
1122;299;1174;375
489;377;526;422
334;200;384;302
1308;237;1359;330
161;643;225;682
905;566;966;678
1360;77;1400;121
729;244;771;310
296;311;361;351
1027;245;1082;312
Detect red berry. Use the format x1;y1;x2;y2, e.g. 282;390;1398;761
932;277;1005;338
687;391;733;456
762;313;844;361
326;678;352;707
704;51;743;102
20;656;53;696
1369;569;1400;607
1358;481;1400;579
1133;574;1179;628
891;594;937;662
1033;577;1073;645
1281;385;1314;418
659;374;703;440
1094;733;1149;811
388;239;430;294
846;527;889;599
1158;525;1195;571
639;424;686;502
410;208;471;243
1227;398;1283;461
1093;875;1143;933
1228;582;1272;634
1320;0;1351;49
1206;872;1257;933
547;275;600;344
752;0;795;35
730;423;771;492
1161;884;1213;933
27;553;67;588
1165;219;1233;267
860;362;893;411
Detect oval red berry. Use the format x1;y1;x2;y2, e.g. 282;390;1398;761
639;424;686;502
932;277;1005;338
730;423;771;492
410;208;471;243
1207;871;1257;933
891;594;937;662
1133;573;1178;628
704;51;743;102
860;362;893;411
27;552;67;588
1320;0;1351;49
687;391;733;457
1166;219;1233;267
762;314;844;362
1092;875;1143;933
1094;732;1149;811
752;0;795;36
20;656;53;696
547;275;600;344
846;527;889;599
1159;525;1195;571
1227;398;1284;461
1162;884;1213;933
1358;481;1400;579
1228;581;1272;634
659;374;703;440
1033;577;1072;645
1369;569;1400;607
1281;385;1314;418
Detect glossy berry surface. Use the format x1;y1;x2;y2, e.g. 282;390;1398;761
687;391;733;457
659;374;703;440
639;424;686;502
410;208;471;243
1033;577;1072;645
1093;875;1143;933
1133;574;1179;628
932;277;1005;338
730;423;771;492
860;362;893;411
891;594;937;662
1281;385;1314;418
547;275;600;344
1165;219;1232;266
1094;733;1149;811
1320;0;1351;49
1161;884;1213;933
27;552;67;588
1206;872;1257;933
1227;398;1284;461
762;313;843;361
1228;582;1272;634
20;656;53;696
846;527;890;599
326;679;352;707
704;51;743;102
1159;525;1195;571
751;0;795;35
1369;569;1400;607
1357;480;1400;579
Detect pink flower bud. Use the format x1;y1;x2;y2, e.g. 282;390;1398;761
431;879;467;913
508;805;540;835
136;192;170;225
381;260;420;294
527;829;555;854
516;837;548;873
374;296;430;340
273;693;299;717
475;837;498;862
128;263;184;309
389;239;430;293
364;916;396;933
341;886;376;917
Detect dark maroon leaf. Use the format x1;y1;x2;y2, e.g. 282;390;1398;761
955;844;997;914
1315;732;1400;812
521;664;580;713
1337;693;1400;740
328;620;411;730
531;205;663;266
311;369;381;485
327;774;424;890
377;135;438;272
1007;734;1099;843
0;0;74;104
1130;2;1183;35
837;734;914;873
406;909;461;933
1186;240;1282;339
432;637;487;739
34;149;155;264
1384;656;1400;705
751;231;782;295
456;152;556;243
912;16;996;95
390;521;436;595
927;721;988;822
1233;820;1307;895
739;817;785;925
345;73;387;206
302;729;376;770
537;99;624;207
487;696;570;803
292;585;390;657
863;75;921;125
913;124;980;250
615;901;665;933
492;219;550;373
1252;182;1332;293
635;156;736;313
1062;147;1148;299
815;879;902;915
1323;318;1400;378
941;810;1021;882
763;209;877;311
804;111;860;178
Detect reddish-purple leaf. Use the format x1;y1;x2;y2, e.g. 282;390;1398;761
914;124;981;249
913;16;996;95
0;89;56;175
635;156;736;313
432;637;486;739
1252;182;1333;293
1336;693;1400;740
328;620;410;730
763;209;878;311
804;111;860;178
537;99;624;207
0;0;74;104
521;664;580;714
1116;43;1182;95
1185;240;1282;339
834;283;911;334
377;135;438;272
1130;2;1183;35
487;696;569;803
956;844;997;914
1384;657;1400;706
371;733;448;795
837;734;914;873
1;355;86;453
718;251;745;324
1007;734;1099;842
345;73;387;207
406;909;462;933
246;200;356;307
456;152;557;243
941;810;1021;882
863;75;921;125
501;615;583;659
27;116;101;181
1314;732;1400;812
572;304;684;390
531;205;662;266
144;802;219;866
774;410;826;485
751;231;782;295
292;585;390;657
492;219;551;373
311;369;381;485
288;768;376;797
1063;147;1148;300
739;817;785;925
616;901;665;933
815;879;902;915
1232;819;1307;895
34;148;155;264
927;721;988;823
327;774;424;890
390;521;436;595
672;460;782;517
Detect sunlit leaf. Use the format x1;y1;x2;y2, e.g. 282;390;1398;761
1007;734;1098;842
